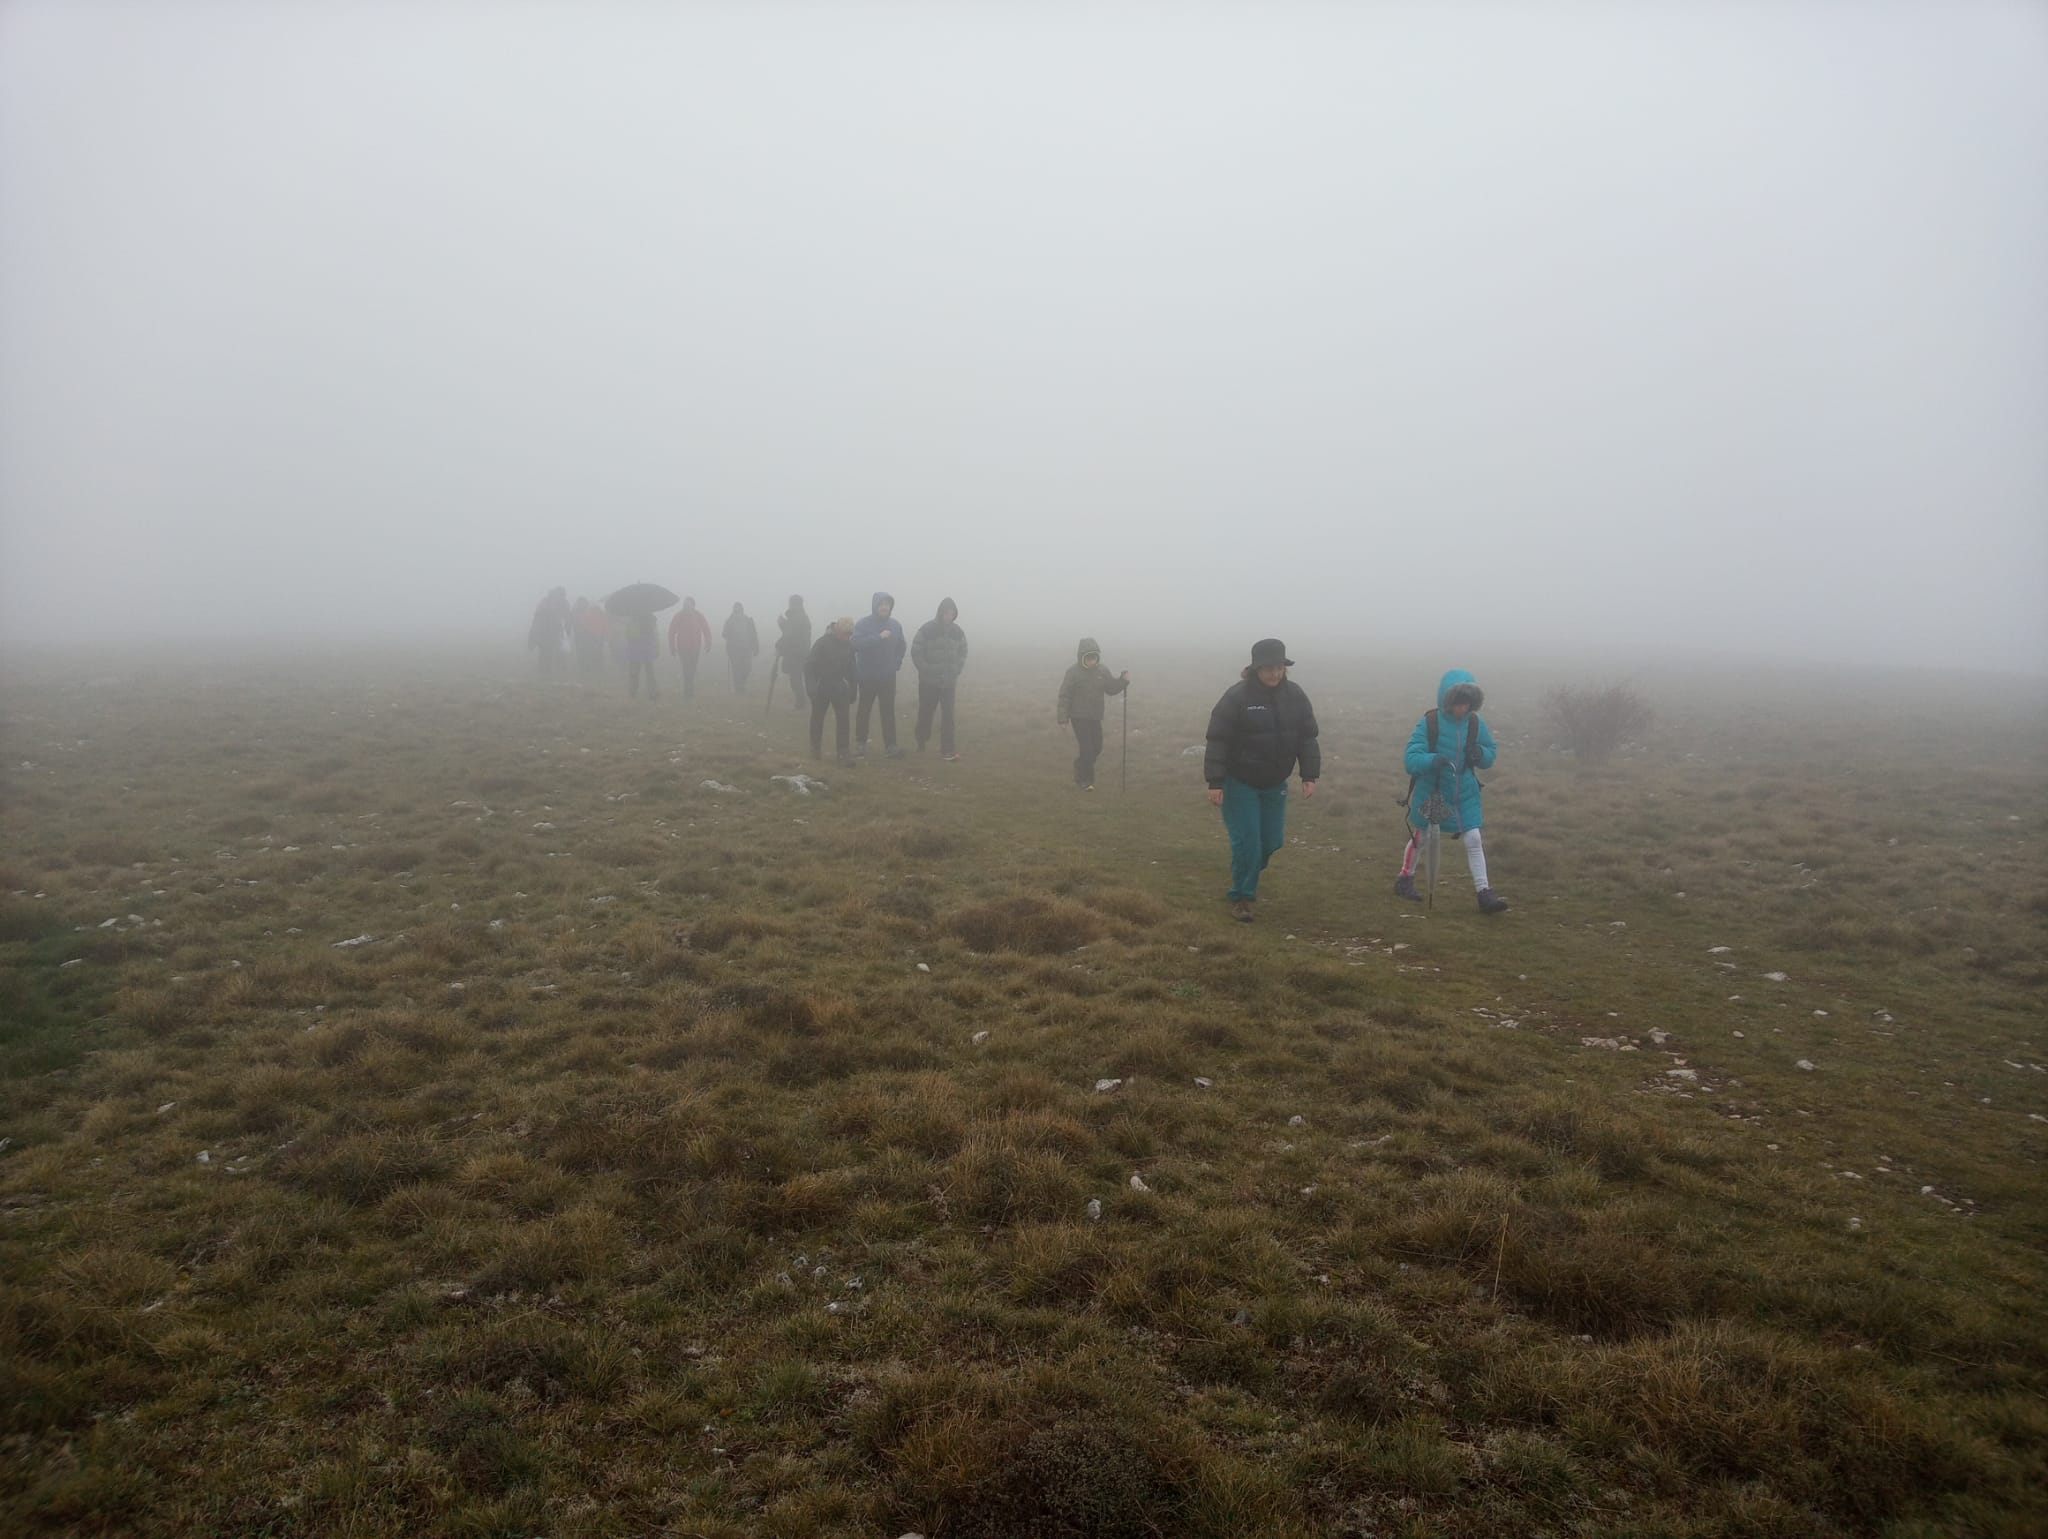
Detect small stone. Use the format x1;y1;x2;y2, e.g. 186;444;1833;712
971;1030;990;1044
1085;1198;1102;1221
1129;1174;1151;1193
1094;1078;1122;1093
916;963;930;973
1287;1115;1306;1127
156;1102;176;1115
1764;971;1789;982
1193;1077;1212;1088
1795;1059;1816;1071
195;1150;211;1164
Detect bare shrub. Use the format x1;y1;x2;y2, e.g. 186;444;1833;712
1543;682;1652;761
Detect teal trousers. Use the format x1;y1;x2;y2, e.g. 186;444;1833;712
1221;776;1287;900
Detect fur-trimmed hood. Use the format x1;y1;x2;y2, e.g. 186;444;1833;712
1438;668;1484;713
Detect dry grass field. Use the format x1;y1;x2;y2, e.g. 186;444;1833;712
3;648;2044;1537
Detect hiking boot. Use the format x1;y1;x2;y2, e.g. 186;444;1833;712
855;742;869;757
836;753;858;768
1230;899;1255;923
885;746;905;759
943;752;961;762
1393;873;1421;902
1476;888;1509;915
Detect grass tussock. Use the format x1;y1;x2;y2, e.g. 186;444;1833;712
946;894;1099;953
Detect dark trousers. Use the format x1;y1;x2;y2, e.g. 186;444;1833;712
783;657;808;709
730;653;752;692
915;679;956;753
1071;717;1105;786
810;696;851;759
628;657;658;699
856;675;898;750
679;653;702;698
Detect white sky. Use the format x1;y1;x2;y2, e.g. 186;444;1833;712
2;1;2043;670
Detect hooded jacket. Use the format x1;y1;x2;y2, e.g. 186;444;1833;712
1403;668;1497;830
668;601;712;658
804;630;857;705
1204;671;1321;790
776;602;812;665
910;599;969;686
1057;638;1128;724
851;592;907;682
723;607;759;657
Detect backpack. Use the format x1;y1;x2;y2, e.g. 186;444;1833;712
1398;708;1481;810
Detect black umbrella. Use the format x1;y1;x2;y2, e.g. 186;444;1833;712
604;583;680;616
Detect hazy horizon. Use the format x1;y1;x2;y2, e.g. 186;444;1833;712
3;2;2044;673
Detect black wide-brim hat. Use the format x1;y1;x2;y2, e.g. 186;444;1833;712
1250;638;1294;668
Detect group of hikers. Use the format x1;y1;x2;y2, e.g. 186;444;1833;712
530;590;1505;922
527;589;772;700
528;588;972;758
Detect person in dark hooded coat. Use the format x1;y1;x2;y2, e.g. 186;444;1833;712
804;617;858;764
1056;638;1129;789
910;597;968;758
851;591;907;757
723;603;760;692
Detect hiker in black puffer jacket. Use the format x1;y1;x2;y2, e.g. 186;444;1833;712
1203;638;1320;922
910;598;968;758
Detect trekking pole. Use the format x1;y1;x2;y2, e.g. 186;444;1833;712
1121;686;1129;793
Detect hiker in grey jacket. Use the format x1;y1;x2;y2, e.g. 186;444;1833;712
1055;637;1129;789
910;597;968;758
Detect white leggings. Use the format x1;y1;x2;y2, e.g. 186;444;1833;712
1401;826;1489;890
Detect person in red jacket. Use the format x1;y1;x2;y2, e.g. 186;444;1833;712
668;598;714;699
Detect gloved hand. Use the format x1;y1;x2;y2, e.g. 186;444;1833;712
1431;753;1457;773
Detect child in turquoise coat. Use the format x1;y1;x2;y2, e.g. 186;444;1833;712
1394;668;1507;914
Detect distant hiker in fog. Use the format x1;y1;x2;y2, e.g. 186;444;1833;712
910;598;968;759
805;617;858;765
1056;638;1129;790
723;603;760;693
1395;668;1507;914
528;587;570;677
852;591;907;757
571;597;608;682
776;596;812;710
668;598;713;698
1204;639;1319;923
623;610;660;700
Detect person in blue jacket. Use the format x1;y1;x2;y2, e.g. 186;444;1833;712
1395;668;1508;913
851;591;908;757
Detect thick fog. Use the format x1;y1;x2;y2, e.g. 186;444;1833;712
2;1;2043;673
